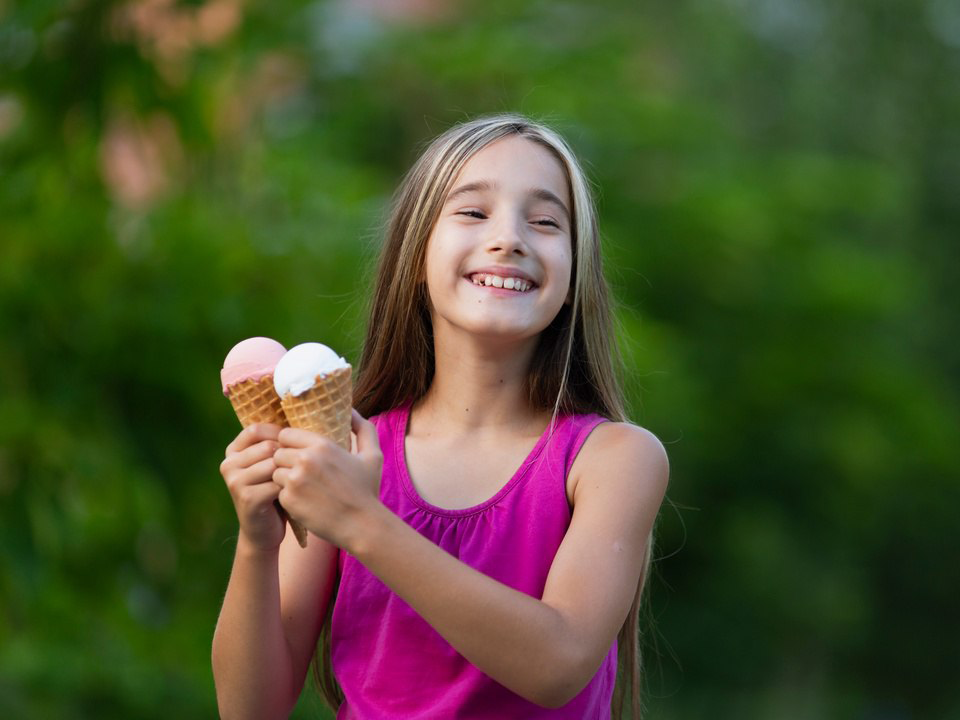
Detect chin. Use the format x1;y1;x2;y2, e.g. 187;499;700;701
463;317;551;341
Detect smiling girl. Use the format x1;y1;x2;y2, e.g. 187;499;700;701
213;114;669;719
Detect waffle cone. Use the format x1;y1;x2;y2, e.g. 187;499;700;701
227;376;288;428
280;366;353;450
226;375;308;548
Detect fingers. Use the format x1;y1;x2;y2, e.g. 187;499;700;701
273;442;341;470
234;477;281;514
272;446;299;469
277;427;331;449
221;438;280;501
226;456;277;490
225;423;282;456
272;465;295;489
274;413;378;479
222;437;278;474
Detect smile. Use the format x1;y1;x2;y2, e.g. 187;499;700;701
467;272;535;293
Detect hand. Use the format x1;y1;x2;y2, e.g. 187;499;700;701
272;410;384;552
219;423;286;552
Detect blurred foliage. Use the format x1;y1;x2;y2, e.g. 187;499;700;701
1;0;959;718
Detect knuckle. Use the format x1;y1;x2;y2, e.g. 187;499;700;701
314;438;336;460
258;440;277;459
288;467;307;490
303;449;321;469
302;447;324;470
227;474;245;495
237;485;257;507
247;423;271;443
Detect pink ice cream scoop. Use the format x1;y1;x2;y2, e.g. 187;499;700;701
220;337;288;395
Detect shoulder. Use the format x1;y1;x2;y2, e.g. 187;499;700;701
567;420;669;509
366;402;412;428
364;406;401;436
578;420;668;468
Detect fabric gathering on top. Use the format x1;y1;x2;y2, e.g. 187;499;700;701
330;403;616;719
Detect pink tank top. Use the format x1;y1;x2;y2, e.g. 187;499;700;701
330;404;616;719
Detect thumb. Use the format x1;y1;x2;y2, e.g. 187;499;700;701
351;409;378;453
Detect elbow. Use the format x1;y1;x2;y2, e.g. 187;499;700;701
530;679;588;710
529;678;589;710
214;686;295;720
527;644;598;709
531;689;580;711
212;666;294;720
215;699;288;720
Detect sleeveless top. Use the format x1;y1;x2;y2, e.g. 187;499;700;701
330;404;616;719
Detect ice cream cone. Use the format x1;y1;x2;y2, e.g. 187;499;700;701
224;373;309;549
227;375;288;428
280;365;353;451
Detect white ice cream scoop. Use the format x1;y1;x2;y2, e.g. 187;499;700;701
274;342;349;397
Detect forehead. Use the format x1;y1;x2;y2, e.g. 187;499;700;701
451;135;570;203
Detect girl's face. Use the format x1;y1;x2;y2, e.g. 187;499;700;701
424;135;573;345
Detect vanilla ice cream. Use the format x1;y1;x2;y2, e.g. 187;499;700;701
274;342;350;398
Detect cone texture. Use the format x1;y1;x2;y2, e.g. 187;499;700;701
228;376;288;428
226;375;308;548
281;366;353;450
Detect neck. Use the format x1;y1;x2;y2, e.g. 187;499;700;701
414;328;544;435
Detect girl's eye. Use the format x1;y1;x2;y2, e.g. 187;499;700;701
533;218;559;228
457;210;486;219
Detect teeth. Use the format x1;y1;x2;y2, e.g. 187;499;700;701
469;273;533;293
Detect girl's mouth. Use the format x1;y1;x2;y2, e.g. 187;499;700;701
467;272;536;293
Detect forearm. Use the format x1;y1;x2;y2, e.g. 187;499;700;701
349;504;587;707
211;537;298;720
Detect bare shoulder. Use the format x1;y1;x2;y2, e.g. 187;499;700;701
567;421;670;508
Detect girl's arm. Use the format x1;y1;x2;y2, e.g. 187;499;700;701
274;413;668;708
212;424;338;720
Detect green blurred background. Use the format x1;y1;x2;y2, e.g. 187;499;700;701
2;0;959;717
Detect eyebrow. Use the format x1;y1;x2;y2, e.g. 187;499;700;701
445;180;570;220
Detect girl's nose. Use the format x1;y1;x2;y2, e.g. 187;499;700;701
485;217;527;256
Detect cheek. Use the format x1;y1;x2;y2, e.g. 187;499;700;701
422;232;444;289
424;226;472;293
423;242;460;315
552;248;574;306
554;247;573;290
423;251;446;303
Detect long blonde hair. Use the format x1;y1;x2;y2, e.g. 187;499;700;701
314;114;653;718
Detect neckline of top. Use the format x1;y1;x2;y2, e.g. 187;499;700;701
393;403;563;518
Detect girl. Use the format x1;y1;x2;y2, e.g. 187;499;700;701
213;114;669;719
